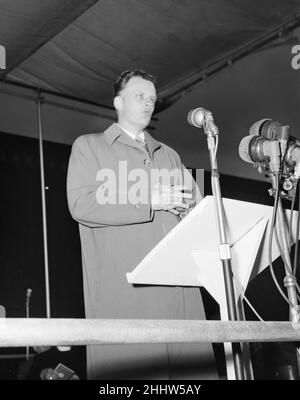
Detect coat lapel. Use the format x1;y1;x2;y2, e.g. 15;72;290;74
144;131;161;157
104;123;161;157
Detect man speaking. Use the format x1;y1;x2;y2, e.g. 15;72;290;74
67;69;217;380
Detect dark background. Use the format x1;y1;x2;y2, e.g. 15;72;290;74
0;131;85;379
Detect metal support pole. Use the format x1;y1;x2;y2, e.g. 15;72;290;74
206;132;245;380
271;176;300;323
37;94;51;318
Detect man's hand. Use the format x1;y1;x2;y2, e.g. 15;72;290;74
151;184;193;215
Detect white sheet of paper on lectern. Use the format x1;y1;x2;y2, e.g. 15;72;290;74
127;195;299;381
127;195;299;308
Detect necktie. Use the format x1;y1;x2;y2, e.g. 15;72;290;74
135;136;148;152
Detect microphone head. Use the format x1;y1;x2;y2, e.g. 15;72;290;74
249;118;271;136
26;288;32;298
187;108;207;128
239;135;256;163
249;118;289;142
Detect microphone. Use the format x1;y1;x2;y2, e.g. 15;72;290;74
285;141;300;179
249;118;290;157
26;288;32;308
0;305;6;318
187;107;219;135
249;118;289;140
239;135;281;173
25;289;32;361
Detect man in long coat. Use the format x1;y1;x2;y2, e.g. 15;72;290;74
67;69;217;379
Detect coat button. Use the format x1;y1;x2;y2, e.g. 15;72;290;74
144;159;150;165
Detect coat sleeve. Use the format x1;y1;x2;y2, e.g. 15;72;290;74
67;135;153;228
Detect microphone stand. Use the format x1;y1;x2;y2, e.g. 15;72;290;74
25;289;32;361
270;175;300;323
204;122;245;380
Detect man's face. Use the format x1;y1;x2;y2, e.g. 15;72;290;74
115;76;157;130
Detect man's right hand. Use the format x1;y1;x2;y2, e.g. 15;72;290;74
151;184;193;215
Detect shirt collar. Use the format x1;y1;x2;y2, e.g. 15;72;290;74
104;123;161;155
116;123;145;142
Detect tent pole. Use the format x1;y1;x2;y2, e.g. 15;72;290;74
37;92;51;318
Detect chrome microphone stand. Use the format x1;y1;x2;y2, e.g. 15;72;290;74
203;114;245;380
25;288;32;361
270;175;300;323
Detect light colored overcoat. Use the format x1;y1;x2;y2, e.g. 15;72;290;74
67;123;217;379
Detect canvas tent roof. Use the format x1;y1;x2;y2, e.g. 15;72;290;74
0;0;300;111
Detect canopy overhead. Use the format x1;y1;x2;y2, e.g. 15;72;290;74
1;0;300;111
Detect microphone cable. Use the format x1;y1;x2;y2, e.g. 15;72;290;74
292;186;300;276
272;180;300;294
271;180;300;296
274;221;300;296
268;174;300;312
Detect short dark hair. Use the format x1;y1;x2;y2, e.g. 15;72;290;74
113;69;157;98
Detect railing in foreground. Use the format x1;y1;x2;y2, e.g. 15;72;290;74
0;319;300;347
